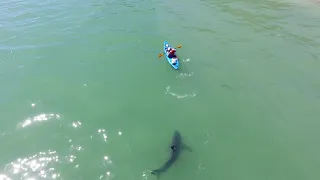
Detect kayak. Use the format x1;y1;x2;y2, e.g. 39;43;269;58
164;41;179;70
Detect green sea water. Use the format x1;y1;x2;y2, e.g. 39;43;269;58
1;0;320;180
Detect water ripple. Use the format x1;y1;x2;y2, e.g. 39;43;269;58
165;86;197;99
182;58;191;63
177;72;194;79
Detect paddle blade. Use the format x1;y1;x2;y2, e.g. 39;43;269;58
158;53;164;58
176;44;182;48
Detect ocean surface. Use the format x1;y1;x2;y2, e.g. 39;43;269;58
1;0;320;180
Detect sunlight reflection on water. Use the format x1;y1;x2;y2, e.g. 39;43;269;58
2;140;116;180
0;100;130;180
0;114;122;180
98;129;108;142
3;150;61;180
18;113;60;128
72;121;82;128
0;174;11;180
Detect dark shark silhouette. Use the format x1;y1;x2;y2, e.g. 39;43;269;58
151;130;192;176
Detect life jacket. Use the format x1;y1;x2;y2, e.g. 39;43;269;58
169;49;176;55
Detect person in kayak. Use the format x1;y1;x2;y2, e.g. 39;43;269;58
167;47;177;59
164;45;178;65
166;47;178;65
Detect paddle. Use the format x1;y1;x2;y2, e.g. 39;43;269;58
158;44;182;58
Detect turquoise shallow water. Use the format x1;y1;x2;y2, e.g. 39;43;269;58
1;0;320;180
